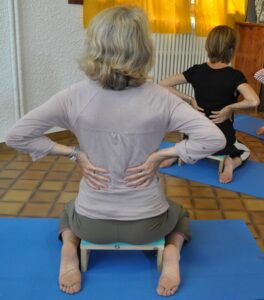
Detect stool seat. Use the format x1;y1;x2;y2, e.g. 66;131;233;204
80;238;165;272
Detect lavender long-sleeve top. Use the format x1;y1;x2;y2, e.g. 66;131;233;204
6;80;226;220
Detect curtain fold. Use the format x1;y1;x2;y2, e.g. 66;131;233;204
83;0;192;34
195;0;248;36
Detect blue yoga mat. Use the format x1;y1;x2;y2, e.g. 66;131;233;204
0;218;263;300
159;141;264;198
234;114;264;140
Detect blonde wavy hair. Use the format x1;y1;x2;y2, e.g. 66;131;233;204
79;6;153;90
205;25;239;64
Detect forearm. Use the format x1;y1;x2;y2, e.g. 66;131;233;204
226;98;259;112
6;133;76;161
6;127;56;161
153;124;226;164
150;146;179;164
49;143;76;157
161;86;194;104
230;83;260;111
168;99;226;163
160;74;191;102
178;134;226;163
6;89;74;161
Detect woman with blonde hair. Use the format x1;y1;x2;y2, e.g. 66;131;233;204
6;6;225;296
160;25;259;183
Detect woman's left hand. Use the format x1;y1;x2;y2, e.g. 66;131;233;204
124;152;161;188
209;106;232;124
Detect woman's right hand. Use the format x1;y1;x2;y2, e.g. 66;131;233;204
124;147;179;188
77;151;110;189
124;151;162;188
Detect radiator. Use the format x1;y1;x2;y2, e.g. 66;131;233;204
151;33;207;96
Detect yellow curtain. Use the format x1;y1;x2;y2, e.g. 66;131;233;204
83;0;192;34
195;0;248;36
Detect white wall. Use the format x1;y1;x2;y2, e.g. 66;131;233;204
0;0;86;142
0;1;17;141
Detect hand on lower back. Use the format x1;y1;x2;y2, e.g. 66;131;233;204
77;151;110;189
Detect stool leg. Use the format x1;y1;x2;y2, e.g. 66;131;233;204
157;248;163;272
218;159;225;174
80;249;91;272
178;158;184;166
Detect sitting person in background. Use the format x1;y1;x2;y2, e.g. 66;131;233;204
254;68;264;135
160;25;259;184
5;6;225;297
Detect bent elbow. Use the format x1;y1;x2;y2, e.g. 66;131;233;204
5;131;18;149
5;128;24;150
249;95;260;108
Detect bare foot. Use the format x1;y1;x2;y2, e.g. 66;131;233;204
256;126;264;135
156;244;181;297
219;156;233;184
59;242;81;294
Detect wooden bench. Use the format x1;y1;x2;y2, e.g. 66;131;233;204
80;238;165;272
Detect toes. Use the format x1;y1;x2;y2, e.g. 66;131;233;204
157;284;178;297
72;283;81;293
156;286;165;296
170;286;178;295
219;174;232;184
59;281;81;294
62;284;78;294
59;285;65;292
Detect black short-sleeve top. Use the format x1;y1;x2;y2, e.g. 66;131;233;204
183;63;247;153
183;63;247;113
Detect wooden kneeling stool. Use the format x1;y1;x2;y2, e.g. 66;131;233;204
80;238;165;272
178;154;226;174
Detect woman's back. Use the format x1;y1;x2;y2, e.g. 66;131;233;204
66;80;169;184
61;79;173;220
183;63;246;113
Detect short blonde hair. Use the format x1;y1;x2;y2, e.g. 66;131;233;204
79;6;153;90
205;25;239;64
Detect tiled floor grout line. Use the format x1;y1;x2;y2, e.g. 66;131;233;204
187;180;195;219
212;187;225;220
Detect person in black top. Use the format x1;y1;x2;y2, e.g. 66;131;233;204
160;25;259;183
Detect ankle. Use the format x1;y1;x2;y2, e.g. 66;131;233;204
62;240;79;252
165;244;181;261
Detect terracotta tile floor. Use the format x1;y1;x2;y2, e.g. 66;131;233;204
0;112;264;252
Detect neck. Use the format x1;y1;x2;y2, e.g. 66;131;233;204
207;61;229;69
